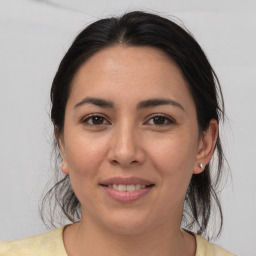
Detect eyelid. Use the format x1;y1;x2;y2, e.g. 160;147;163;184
81;114;111;125
144;113;176;125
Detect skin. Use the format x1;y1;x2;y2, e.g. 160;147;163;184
58;45;218;256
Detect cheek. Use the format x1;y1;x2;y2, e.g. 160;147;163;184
150;135;197;171
65;132;107;170
148;133;198;190
64;134;109;195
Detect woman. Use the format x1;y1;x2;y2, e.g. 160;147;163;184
0;11;235;255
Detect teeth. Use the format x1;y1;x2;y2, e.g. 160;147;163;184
108;184;147;191
126;184;135;192
118;184;126;192
136;184;144;190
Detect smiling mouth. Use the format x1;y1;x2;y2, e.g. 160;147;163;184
100;184;154;192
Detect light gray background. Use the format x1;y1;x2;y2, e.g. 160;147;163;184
0;0;255;255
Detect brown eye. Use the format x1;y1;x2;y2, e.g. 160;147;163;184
147;115;174;126
153;116;166;125
82;115;110;126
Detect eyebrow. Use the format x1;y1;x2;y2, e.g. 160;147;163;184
137;98;184;111
74;97;114;108
74;97;184;111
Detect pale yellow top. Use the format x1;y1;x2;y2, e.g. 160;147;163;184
0;227;236;256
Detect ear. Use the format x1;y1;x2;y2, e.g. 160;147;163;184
55;126;69;175
193;119;218;174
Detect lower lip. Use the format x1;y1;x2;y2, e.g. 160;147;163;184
102;186;153;203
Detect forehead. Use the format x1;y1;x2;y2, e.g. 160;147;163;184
68;45;195;111
73;45;175;81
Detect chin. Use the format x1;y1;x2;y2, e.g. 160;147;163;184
98;210;155;236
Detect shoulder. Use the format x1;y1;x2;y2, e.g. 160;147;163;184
195;235;236;256
0;227;67;256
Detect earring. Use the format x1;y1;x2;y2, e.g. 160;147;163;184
199;163;204;169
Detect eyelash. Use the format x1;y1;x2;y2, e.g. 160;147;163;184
145;114;175;126
81;114;110;126
81;114;175;127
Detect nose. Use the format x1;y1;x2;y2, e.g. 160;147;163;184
107;123;146;167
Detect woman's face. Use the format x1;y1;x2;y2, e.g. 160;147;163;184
60;46;211;234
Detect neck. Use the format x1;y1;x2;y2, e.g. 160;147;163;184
64;218;194;256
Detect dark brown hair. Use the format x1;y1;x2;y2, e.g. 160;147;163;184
41;11;226;239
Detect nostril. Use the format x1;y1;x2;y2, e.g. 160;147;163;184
110;159;138;166
111;159;119;165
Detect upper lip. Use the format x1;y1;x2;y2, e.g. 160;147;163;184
99;176;154;186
